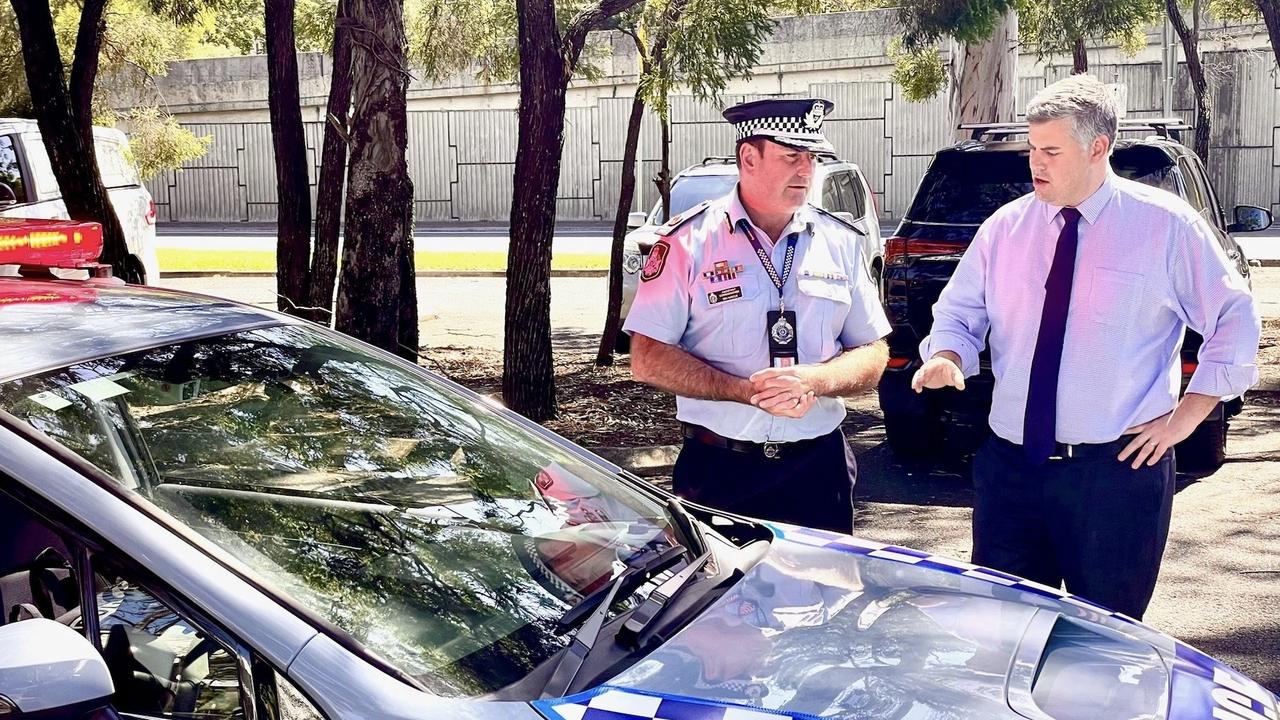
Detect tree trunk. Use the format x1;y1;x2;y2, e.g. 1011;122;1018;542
1072;37;1088;73
1257;0;1280;71
310;0;354;324
504;0;566;421
266;0;314;317
658;112;672;221
595;89;646;367
68;0;106;140
1166;0;1211;162
949;10;1018;142
10;0;133;281
335;0;416;360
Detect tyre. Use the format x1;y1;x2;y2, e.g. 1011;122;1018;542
121;255;147;285
1175;410;1227;475
884;410;943;462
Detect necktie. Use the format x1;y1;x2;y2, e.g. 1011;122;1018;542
1023;207;1082;465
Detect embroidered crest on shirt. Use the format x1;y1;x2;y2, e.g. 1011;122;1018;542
702;260;744;283
641;240;670;282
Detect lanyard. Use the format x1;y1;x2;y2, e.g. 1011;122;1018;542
738;220;799;312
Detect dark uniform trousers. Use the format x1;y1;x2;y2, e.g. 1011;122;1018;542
672;427;856;534
971;434;1175;620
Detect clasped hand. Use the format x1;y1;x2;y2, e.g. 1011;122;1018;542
748;367;817;417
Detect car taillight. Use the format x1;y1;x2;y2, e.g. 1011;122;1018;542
885;236;967;264
886;356;911;370
1182;361;1197;376
145;200;157;226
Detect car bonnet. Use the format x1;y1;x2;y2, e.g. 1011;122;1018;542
533;526;1278;720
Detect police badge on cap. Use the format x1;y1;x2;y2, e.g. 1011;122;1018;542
722;98;836;153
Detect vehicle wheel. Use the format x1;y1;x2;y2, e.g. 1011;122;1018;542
1175;412;1227;475
884;410;942;462
121;255;147;285
613;328;631;354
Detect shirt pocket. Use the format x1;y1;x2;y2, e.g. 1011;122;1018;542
796;273;852;360
1089;267;1145;329
697;270;763;358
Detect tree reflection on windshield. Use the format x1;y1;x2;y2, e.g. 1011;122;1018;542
0;324;676;696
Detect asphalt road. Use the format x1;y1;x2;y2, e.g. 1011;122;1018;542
161;270;1280;692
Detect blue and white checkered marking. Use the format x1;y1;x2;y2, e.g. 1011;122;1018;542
773;525;1137;625
534;687;820;720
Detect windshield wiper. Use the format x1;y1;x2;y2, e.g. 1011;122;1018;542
664;497;707;562
616;550;712;648
554;544;686;634
541;545;688;699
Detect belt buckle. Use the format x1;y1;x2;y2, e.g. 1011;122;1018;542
762;442;780;459
1048;443;1075;461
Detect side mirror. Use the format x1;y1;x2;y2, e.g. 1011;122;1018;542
0;619;115;718
0;182;17;206
626;211;648;230
1228;205;1272;233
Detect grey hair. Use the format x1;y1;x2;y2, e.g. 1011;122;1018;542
1026;74;1118;153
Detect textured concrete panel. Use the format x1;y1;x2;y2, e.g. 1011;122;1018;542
559;107;596;199
180;124;242;168
885;87;949;156
811;82;889;120
451;110;517;164
884;154;933;221
454;164;513;221
1211;147;1274;214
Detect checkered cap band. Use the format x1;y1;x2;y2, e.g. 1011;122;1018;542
734;116;821;142
536;687;822;720
774;525;1140;625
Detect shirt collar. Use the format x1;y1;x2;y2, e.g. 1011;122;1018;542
725;184;812;242
1039;170;1118;226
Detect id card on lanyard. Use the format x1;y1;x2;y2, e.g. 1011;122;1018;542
740;221;799;368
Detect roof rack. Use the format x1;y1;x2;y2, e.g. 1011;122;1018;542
700;156;735;165
959;118;1192;141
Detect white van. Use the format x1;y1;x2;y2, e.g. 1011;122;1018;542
0;119;158;283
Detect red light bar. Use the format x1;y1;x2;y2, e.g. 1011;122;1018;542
0;217;104;269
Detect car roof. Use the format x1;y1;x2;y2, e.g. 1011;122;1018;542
941;136;1186;156
0;278;285;382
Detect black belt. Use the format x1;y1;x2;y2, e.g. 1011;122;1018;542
682;423;825;460
993;434;1138;461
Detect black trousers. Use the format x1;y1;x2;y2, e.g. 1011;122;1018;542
971;435;1175;620
672;428;856;534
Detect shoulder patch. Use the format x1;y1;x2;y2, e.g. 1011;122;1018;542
640;240;670;282
655;200;712;237
810;204;866;236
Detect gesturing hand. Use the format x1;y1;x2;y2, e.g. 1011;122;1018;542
911;355;965;393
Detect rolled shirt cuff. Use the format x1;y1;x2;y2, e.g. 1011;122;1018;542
919;332;982;377
1185;360;1259;401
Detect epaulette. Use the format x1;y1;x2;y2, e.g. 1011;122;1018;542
809;204;866;236
655;200;712;237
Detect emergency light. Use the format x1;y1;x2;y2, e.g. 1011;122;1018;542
0;217;109;277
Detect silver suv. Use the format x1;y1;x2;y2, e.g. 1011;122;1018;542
615;155;883;351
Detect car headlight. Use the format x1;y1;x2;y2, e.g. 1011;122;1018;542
623;253;644;275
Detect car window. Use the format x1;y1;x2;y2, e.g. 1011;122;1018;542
0;325;681;696
821;175;841;214
95;560;244;720
96;138;142;189
905;151;1033;224
0;136;27;203
834;171;864;219
1176;155;1225;230
654;173;738;224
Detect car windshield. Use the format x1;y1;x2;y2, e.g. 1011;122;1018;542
0;324;679;697
906;145;1181;224
651;173;738;224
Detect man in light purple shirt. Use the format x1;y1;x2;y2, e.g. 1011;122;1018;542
913;74;1260;619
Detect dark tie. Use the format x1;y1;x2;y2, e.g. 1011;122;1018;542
1023;207;1082;465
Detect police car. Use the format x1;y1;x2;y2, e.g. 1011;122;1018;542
0;218;1274;720
614;156;882;352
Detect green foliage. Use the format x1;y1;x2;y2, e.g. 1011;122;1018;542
1206;0;1261;21
408;0;519;83
115;106;213;179
897;0;1017;48
769;0;893;14
888;37;948;101
1017;0;1162;62
190;0;336;55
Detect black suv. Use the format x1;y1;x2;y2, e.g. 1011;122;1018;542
878;120;1273;473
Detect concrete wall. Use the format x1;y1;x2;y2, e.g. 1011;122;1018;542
130;10;1280;224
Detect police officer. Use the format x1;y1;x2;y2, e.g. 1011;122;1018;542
623;98;890;534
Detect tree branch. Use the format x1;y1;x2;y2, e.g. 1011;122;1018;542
563;0;645;68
